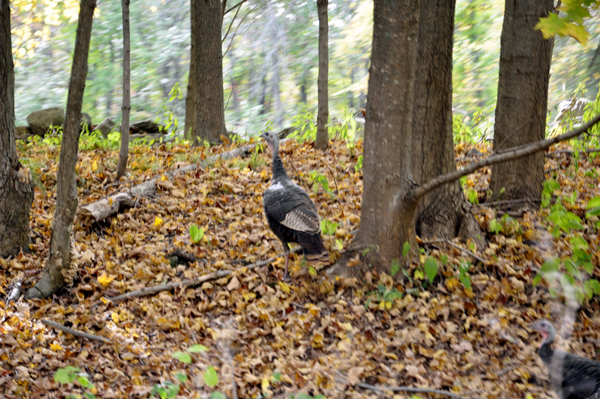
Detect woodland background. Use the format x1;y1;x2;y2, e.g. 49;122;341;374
10;0;600;135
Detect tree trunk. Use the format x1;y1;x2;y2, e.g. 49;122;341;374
329;0;421;276
0;0;34;258
315;0;329;150
412;0;484;247
185;3;196;140
489;0;554;210
116;0;131;180
26;0;96;299
192;0;226;145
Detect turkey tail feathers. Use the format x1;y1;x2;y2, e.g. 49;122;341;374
298;232;330;265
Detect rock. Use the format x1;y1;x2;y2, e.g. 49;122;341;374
80;113;92;133
130;120;166;134
15;126;31;138
93;118;116;138
26;107;65;137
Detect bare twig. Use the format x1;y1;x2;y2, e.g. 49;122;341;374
106;247;302;303
356;382;473;399
222;0;245;43
444;240;486;263
223;1;267;57
547;148;600;156
224;0;246;15
412;114;600;202
41;319;111;343
421;239;485;263
324;162;339;194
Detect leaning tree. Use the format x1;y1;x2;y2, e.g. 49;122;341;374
26;0;97;299
0;0;35;258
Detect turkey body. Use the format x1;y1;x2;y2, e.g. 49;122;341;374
539;343;600;399
533;320;600;399
261;131;329;279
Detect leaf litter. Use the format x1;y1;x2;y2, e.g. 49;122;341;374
0;137;599;398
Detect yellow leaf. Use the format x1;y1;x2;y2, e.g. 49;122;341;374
161;175;167;181
92;160;98;171
261;378;270;391
111;312;120;323
98;273;116;287
50;343;63;351
154;217;163;227
278;281;291;294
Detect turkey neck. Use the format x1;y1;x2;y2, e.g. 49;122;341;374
538;340;554;366
271;150;289;181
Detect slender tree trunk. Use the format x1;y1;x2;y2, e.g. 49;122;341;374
106;39;115;118
412;0;484;247
299;76;307;104
26;0;96;299
192;0;226;145
272;50;283;129
185;3;196;140
116;0;131;180
315;0;329;150
0;0;34;258
329;0;421;276
489;0;554;210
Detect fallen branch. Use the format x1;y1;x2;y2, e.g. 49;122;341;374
412;114;600;202
78;136;288;223
106;247;302;303
41;319;111;343
546;148;600;156
356;382;472;399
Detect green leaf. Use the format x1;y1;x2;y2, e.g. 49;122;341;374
459;273;472;291
172;352;192;364
211;393;227;399
424;257;438;283
532;273;543;286
489;219;502;234
466;188;479;204
541;258;561;273
390;259;400;277
175;373;188;383
570;236;589;251
189;224;205;243
402;242;411;257
587;196;600;209
187;344;209;353
54;367;80;384
84;393;96;399
204;366;219;388
440;254;448;265
272;372;282;382
308;265;317;276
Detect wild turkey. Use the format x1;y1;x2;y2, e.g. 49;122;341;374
261;131;330;279
532;319;600;399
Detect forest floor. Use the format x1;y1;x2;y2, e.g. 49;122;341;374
1;136;600;399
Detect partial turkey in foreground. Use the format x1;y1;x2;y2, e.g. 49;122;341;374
532;319;600;399
261;131;330;279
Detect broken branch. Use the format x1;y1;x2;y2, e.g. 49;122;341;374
412;114;600;202
107;247;302;303
41;319;111;343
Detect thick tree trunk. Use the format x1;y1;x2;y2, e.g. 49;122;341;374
412;0;484;247
116;0;131;180
329;0;421;276
192;0;226;145
315;0;329;150
26;0;96;299
0;0;34;258
185;4;196;140
489;0;554;210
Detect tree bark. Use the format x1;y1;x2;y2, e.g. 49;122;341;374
489;0;554;210
329;0;421;276
116;0;131;180
26;0;96;299
0;0;35;258
412;0;484;247
192;0;226;145
315;0;329;150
